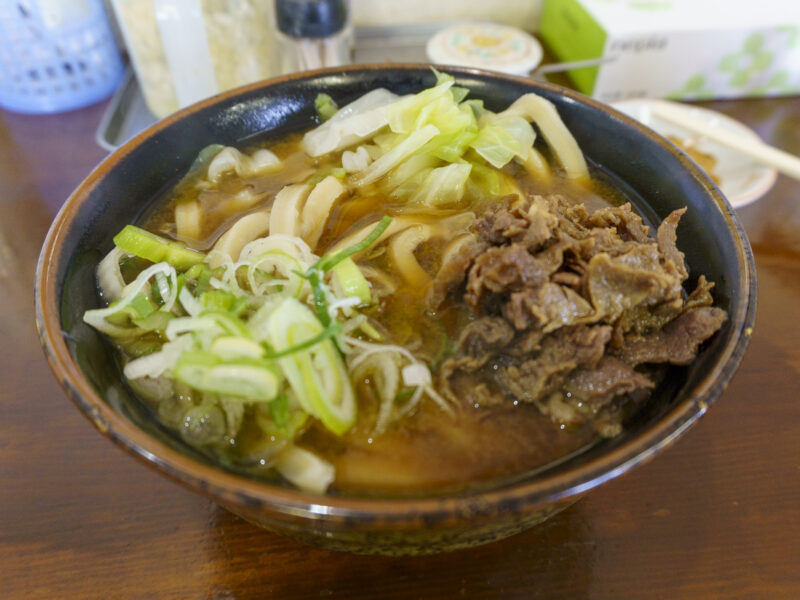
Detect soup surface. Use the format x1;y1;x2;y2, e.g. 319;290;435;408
83;75;726;496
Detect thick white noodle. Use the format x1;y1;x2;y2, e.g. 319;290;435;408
387;225;433;287
208;209;271;268
207;146;281;181
300;176;346;250
270;184;311;237
485;93;589;180
175;200;201;240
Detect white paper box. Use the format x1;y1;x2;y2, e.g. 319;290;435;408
539;0;800;102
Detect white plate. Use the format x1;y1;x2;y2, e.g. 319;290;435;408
611;99;777;208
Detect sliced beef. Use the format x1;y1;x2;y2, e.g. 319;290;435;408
426;235;487;309
564;356;654;408
614;306;727;366
532;237;574;273
611;300;684;347
581;227;635;258
465;245;548;311
510;327;545;355
503;282;594;332
554;324;613;368
551;271;583;288
473;199;529;246
436;193;727;438
586;250;682;322
547;195;592;240
514;196;559;249
683;275;715;310
437;317;515;403
503;288;540;330
497;325;612;405
448;317;515;372
656;207;689;281
473;195;558;250
583;203;652;243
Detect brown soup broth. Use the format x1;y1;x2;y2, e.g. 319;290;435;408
141;136;633;496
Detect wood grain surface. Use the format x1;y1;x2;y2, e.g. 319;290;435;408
1;92;798;599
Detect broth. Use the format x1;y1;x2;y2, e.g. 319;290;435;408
138;136;624;495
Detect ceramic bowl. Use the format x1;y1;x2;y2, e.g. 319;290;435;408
35;65;756;555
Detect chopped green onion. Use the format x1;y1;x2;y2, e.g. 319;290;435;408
268;394;290;429
210;336;265;360
265;298;356;434
173;351;279;401
114;225;205;269
263;322;341;360
314;93;339;121
331;257;371;305
201;289;237;312
306;269;331;327
300;216;391;327
83;262;178;338
194;265;217;295
358;320;383;341
129;292;156;319
203;364;279;400
184;263;208;280
395;387;416;403
165;311;250;340
153;271;171;305
133;310;173;332
229;296;249;316
313;216;392;273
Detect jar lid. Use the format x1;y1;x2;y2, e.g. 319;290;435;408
275;0;348;39
426;23;543;77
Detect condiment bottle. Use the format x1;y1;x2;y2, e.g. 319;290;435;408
275;0;352;73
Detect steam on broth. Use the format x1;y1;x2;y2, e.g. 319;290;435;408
83;72;726;496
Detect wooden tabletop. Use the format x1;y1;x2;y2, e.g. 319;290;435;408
2;92;798;599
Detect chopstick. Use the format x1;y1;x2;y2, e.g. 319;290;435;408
651;102;800;181
531;56;617;80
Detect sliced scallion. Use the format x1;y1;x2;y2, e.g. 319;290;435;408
114;225;205;270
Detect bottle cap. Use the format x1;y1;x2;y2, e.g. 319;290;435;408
426;23;543;77
275;0;348;39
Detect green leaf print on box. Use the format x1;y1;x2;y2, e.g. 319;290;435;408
749;70;799;96
672;27;799;100
777;25;799;48
667;74;714;101
719;33;773;89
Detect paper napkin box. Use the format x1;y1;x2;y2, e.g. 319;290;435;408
539;0;800;102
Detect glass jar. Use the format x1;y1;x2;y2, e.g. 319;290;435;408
111;0;280;118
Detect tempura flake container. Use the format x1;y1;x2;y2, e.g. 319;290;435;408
539;0;800;102
111;0;280;119
0;0;124;114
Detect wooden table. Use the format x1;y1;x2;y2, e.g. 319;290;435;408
2;92;798;599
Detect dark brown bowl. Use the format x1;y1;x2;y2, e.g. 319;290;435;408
35;65;755;555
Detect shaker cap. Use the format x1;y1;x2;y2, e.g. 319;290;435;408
275;0;348;38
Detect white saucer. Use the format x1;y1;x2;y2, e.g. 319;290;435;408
611;99;777;208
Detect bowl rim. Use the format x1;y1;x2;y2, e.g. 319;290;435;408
35;63;756;527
